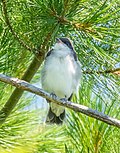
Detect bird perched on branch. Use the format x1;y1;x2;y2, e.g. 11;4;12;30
41;37;81;124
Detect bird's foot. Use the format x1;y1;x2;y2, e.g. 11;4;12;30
50;93;57;99
60;96;67;102
47;93;57;103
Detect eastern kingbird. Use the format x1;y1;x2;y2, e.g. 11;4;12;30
41;37;81;124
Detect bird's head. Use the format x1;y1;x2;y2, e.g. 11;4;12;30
54;37;74;51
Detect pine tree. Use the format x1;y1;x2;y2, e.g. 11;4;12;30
0;0;120;152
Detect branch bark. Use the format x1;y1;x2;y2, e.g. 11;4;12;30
0;73;120;128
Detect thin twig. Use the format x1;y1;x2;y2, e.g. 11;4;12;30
83;68;120;75
50;10;95;33
0;73;120;128
2;0;36;53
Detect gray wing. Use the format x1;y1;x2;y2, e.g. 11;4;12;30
72;51;77;61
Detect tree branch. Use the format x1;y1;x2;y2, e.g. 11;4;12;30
0;73;120;128
83;68;120;75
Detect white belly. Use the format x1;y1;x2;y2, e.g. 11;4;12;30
42;55;76;99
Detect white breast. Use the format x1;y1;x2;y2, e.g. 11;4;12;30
42;51;78;99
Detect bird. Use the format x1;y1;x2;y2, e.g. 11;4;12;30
41;37;81;124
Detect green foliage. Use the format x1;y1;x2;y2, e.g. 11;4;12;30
0;0;120;152
36;125;67;153
66;80;120;153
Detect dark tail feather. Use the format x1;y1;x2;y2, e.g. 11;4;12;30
46;107;65;125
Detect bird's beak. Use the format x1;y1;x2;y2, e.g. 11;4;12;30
56;38;62;43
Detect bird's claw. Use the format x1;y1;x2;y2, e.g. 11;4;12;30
50;93;57;99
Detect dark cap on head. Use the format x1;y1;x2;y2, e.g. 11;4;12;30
56;37;74;50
